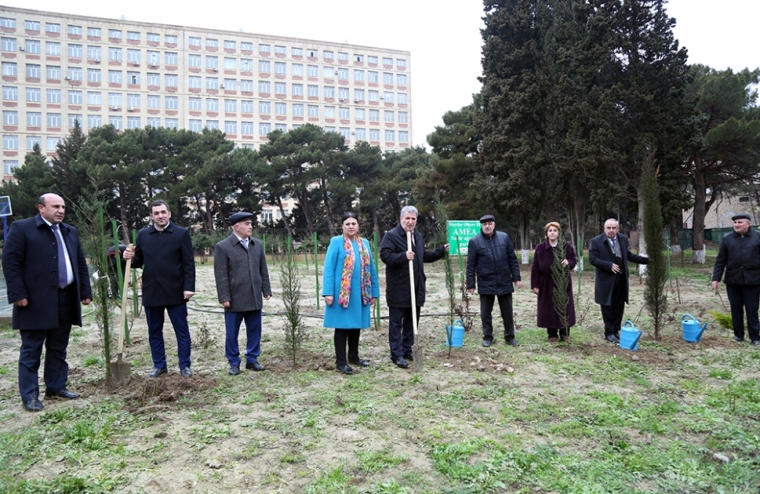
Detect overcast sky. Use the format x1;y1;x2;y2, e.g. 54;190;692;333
5;0;759;147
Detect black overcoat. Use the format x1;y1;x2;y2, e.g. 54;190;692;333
380;224;445;308
530;240;576;329
2;215;92;330
466;230;521;295
712;229;760;286
131;222;195;307
588;232;648;306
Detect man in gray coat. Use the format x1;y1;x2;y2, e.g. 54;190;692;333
214;212;272;375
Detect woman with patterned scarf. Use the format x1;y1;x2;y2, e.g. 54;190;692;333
322;212;380;374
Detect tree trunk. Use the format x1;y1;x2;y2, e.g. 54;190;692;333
519;214;529;264
669;217;682;256
637;181;648;276
275;198;293;237
321;183;336;237
691;160;707;264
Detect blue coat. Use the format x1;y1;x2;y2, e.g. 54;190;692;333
322;236;379;329
2;215;92;330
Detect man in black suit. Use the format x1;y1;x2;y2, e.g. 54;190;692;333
123;200;195;377
2;193;93;412
589;218;649;343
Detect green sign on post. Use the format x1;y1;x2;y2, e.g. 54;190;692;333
447;221;480;255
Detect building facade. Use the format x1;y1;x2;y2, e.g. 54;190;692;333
1;6;412;179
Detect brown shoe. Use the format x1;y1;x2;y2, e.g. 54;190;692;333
548;337;559;343
560;336;572;343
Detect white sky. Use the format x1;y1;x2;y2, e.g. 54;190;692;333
4;0;758;147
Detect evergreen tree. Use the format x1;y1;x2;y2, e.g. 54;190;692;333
51;119;88;225
642;158;667;339
0;144;54;220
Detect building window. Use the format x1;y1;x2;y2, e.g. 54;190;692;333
2;110;18;125
339;127;350;139
292;84;303;96
88;68;101;82
127;71;140;85
223;78;236;91
147;117;160;127
163;117;176;129
87;91;102;105
397;74;407;85
240;58;253;71
354;89;364;101
189;37;201;47
146;32;160;43
383;72;394;84
126;31;140;42
337;67;348;80
368;71;378;83
127;116;141;129
241;80;253;92
324;106;335;118
68;114;82;127
224;57;236;70
108;115;122;129
367;55;378;64
383;57;393;66
206;56;219;69
147;50;160;64
354;54;364;63
397;59;406;68
324;86;335;98
368;90;379;102
206;77;219;90
88;114;102;128
241;121;253;134
323;50;333;60
3;135;18;149
47;113;62;127
399;131;409;143
292;103;303;116
307;105;319;117
224;40;236;50
259;101;270;114
274;45;286;55
207;98;219;111
339;107;349;119
26;87;41;101
108;93;122;108
147;72;161;86
4;160;19;174
338;87;349;100
275;123;287;132
165;74;178;87
108;29;121;39
275;62;286;75
1;37;16;52
383;92;394;103
275;102;287;115
291;63;303;77
398;111;408;123
275;82;286;95
369;109;379;121
258;60;270;73
47;137;61;149
27;135;41;148
26;20;41;31
69;44;83;58
108;47;122;61
355;128;366;140
69;90;83;104
46;23;61;34
398;93;408;104
26;64;41;79
259;122;271;135
206;38;218;49
369;128;379;141
224;99;237;112
323;66;334;78
26;40;41;54
165;34;178;45
165;96;178;109
87;45;101;60
46;42;61;56
27;112;42;126
2;85;17;100
108;70;122;84
165;52;178;65
47;89;61;103
355;108;365;120
2;62;17;76
188;54;201;67
187;96;200;110
188;75;201;89
189;119;202;132
307;65;318;78
0;17;15;28
87;27;101;37
258;81;270;94
225;120;237;133
241;42;253;52
241;100;253;113
259;43;270;53
384;110;394;122
127;49;140;64
292;47;303;56
385;130;395;141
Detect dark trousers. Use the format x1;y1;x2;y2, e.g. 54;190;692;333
145;304;191;370
726;284;760;342
18;286;76;401
480;294;514;341
224;309;262;367
334;329;361;367
601;274;627;336
388;306;419;359
546;327;570;338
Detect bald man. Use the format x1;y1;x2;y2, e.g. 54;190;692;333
2;193;92;412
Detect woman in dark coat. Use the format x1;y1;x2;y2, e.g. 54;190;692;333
531;222;577;342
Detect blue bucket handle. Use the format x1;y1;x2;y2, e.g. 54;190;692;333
453;319;464;328
682;313;697;323
622;320;636;330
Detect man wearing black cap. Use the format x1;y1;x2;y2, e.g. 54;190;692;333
214;212;272;374
123;200;196;377
712;213;760;345
466;214;522;347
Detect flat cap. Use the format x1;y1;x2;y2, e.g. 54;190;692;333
229;212;255;226
480;214;496;223
731;213;751;221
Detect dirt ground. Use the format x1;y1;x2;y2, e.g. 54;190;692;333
0;255;749;492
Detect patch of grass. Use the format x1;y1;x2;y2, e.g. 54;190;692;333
82;355;101;367
304;463;351;493
0;365;9;376
356;448;409;473
709;368;733;380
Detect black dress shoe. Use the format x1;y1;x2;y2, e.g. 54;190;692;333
45;389;80;399
733;336;745;343
393;357;409;369
482;339;492;347
246;361;265;371
148;367;168;378
752;340;760;346
605;334;620;343
228;365;240;375
337;364;354;375
506;338;520;347
23;399;44;412
403;354;414;362
180;367;192;378
349;359;370;368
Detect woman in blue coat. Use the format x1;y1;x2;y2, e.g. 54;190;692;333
323;212;379;374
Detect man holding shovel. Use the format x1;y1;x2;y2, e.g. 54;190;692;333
380;206;447;369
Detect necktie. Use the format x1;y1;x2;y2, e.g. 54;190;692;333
51;225;68;289
241;238;249;250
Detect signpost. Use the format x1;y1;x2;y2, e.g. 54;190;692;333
446;220;480;255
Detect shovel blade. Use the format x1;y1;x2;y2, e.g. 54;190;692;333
411;344;423;371
109;356;132;389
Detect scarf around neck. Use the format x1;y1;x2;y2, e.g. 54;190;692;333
338;235;372;308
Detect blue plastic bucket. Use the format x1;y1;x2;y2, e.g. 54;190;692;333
619;320;642;351
445;320;465;348
681;314;707;343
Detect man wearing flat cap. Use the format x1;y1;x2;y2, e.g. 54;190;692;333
124;200;196;377
712;213;760;345
214;212;272;374
466;214;522;347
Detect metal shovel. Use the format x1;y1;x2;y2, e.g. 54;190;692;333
407;232;423;371
109;244;133;388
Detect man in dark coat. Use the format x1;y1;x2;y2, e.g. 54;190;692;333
466;215;522;347
589;218;649;343
2;193;92;412
214;212;272;375
712;213;760;345
123;200;195;377
380;205;447;368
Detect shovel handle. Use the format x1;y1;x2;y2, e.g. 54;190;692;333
117;244;133;354
407;231;418;336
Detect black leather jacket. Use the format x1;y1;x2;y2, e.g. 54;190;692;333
713;228;760;286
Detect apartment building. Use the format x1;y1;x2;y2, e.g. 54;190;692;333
0;6;412;180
